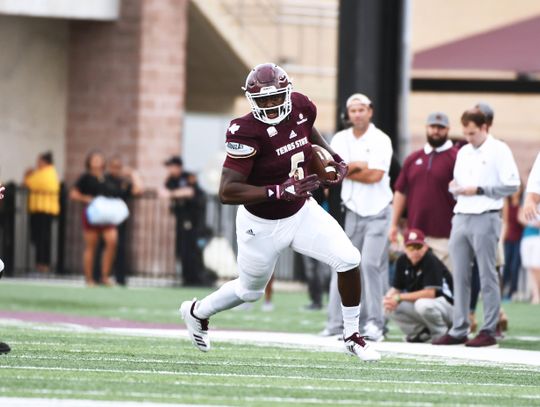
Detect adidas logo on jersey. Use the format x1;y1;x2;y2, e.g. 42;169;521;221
246;229;255;236
289;130;298;139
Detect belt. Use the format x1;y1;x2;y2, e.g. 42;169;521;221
456;209;501;215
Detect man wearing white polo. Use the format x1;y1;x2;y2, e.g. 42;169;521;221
330;93;393;341
433;108;519;347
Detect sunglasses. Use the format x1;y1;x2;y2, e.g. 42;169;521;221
405;243;424;251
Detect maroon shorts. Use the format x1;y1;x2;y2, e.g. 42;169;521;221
81;209;115;232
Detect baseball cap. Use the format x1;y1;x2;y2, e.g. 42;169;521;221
475;102;494;124
426;112;449;128
346;93;372;108
164;155;183;166
404;229;426;246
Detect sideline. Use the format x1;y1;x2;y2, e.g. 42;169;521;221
102;325;540;367
2;316;538;367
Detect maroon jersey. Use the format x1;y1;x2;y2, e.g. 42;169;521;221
394;145;458;238
224;92;317;219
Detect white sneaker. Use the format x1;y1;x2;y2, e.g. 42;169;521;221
344;333;381;361
362;322;384;342
319;328;343;337
261;301;274;312
180;298;210;352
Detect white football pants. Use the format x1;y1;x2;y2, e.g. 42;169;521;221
195;198;360;318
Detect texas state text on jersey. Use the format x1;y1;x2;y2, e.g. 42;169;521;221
223;92;317;219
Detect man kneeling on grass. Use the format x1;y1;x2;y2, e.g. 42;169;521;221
383;229;454;343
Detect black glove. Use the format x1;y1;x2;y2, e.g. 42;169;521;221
267;174;320;201
322;154;348;186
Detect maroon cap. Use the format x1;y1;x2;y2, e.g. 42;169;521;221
404;228;426;246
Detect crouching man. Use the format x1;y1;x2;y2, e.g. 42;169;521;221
383;229;454;342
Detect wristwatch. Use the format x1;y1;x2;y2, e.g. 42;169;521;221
476;186;485;195
395;294;401;304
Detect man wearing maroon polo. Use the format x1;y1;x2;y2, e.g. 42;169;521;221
389;112;457;269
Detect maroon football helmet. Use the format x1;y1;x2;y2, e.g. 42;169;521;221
243;63;293;124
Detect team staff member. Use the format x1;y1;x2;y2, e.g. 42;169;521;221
390;112;457;269
384;229;453;343
434;108;519;347
521;151;540;303
180;63;380;361
523;151;540;222
164;156;208;287
330;93;393;342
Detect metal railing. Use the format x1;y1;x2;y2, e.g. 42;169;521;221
0;184;298;285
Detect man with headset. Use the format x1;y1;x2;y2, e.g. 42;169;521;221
330;93;393;341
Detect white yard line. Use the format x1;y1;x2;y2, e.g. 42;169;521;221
0;398;227;407
99;326;540;367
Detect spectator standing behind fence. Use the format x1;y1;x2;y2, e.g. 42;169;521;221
330;93;393;342
502;186;524;300
70;151;118;286
0;183;11;354
23;151;60;273
389;113;457;270
102;155;143;286
383;229;453;343
521;151;540;303
164;155;208;287
433;108;519;347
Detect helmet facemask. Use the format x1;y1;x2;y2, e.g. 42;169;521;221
245;84;292;125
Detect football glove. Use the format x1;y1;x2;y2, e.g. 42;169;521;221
322;154;348;186
267;174;320;201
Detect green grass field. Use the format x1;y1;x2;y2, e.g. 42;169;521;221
0;280;539;406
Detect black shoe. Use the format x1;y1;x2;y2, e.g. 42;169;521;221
304;302;322;311
406;328;431;343
0;342;11;354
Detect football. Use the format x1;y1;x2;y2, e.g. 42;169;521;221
307;145;337;182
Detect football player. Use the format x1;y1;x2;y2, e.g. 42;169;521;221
180;63;380;361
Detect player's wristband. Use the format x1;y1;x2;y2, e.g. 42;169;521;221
331;153;344;163
266;185;279;200
395;294;401;304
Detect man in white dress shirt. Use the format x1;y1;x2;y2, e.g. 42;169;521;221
330;93;393;341
433;108;519;347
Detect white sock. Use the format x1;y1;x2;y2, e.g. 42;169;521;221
194;279;244;319
341;304;360;339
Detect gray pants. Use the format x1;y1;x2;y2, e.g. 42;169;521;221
449;212;502;337
345;205;391;333
391;297;453;339
324;269;344;334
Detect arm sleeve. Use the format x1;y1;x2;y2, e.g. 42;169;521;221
24;171;38;189
484;144;520;198
367;135;392;172
527;152;540;194
223;121;259;177
392;256;407;290
421;255;444;289
394;155;411;194
74;174;87;194
330;134;349;163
